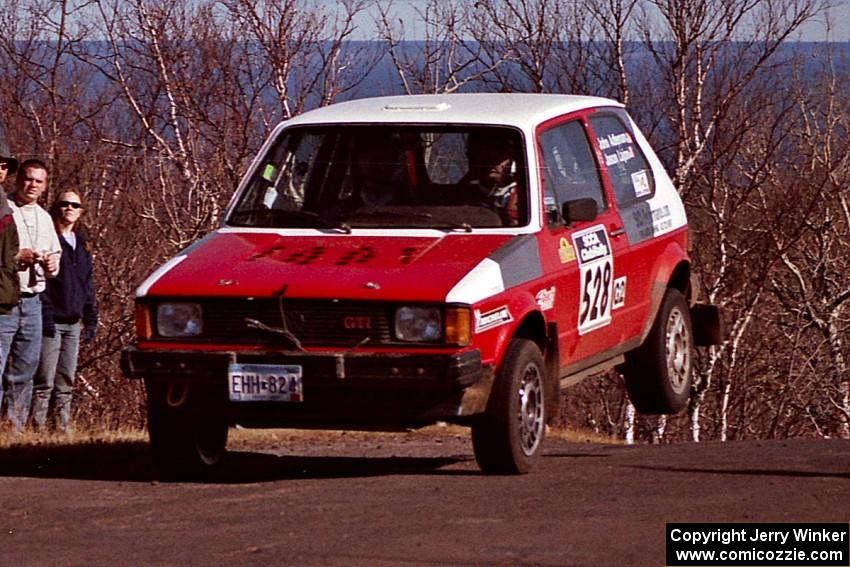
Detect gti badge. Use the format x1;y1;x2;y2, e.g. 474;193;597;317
343;316;372;330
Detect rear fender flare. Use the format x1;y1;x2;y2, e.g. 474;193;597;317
640;242;690;345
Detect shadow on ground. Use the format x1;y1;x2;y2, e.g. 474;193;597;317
0;442;477;483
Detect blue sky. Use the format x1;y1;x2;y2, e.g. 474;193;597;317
352;0;850;42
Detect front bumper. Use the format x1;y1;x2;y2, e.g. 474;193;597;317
121;347;490;427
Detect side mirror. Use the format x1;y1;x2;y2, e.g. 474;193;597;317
562;198;598;224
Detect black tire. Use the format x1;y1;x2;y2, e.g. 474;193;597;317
623;288;693;414
146;382;229;480
472;339;546;474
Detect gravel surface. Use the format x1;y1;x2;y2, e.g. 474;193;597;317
1;430;848;566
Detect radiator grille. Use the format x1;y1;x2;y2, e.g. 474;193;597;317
197;299;394;346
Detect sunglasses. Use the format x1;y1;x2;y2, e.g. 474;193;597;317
0;162;8;171
59;201;82;209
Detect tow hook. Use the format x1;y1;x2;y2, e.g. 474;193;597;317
166;382;190;408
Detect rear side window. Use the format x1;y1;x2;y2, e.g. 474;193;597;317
589;114;654;206
538;120;606;225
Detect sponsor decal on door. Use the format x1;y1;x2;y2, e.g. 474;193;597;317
612;276;627;310
535;287;556;311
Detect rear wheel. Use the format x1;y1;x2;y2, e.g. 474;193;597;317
146;380;229;480
472;339;546;474
624;288;693;414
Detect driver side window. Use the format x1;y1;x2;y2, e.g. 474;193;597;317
538;120;606;226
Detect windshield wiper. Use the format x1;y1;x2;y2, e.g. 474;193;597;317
442;222;473;232
345;208;475;232
346;209;435;221
229;208;351;233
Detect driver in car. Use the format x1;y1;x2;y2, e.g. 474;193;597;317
349;135;407;208
458;131;522;226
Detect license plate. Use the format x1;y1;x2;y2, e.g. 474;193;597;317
228;363;303;402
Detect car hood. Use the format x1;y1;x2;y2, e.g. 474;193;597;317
138;230;525;303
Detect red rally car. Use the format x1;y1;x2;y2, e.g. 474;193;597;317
121;93;722;477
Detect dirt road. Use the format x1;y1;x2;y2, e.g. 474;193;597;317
1;431;848;566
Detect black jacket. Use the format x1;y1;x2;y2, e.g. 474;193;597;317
42;230;97;340
0;213;19;313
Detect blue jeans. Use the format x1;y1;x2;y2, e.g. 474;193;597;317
32;321;81;431
0;295;43;432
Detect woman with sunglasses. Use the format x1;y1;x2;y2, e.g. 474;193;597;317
31;191;97;433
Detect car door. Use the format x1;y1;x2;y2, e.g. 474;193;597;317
586;110;664;345
536;115;631;372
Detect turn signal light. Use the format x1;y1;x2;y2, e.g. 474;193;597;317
445;307;471;346
135;303;152;340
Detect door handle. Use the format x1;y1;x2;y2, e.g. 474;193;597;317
609;226;626;237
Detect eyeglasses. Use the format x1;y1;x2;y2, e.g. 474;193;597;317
0;162;8;171
59;201;82;209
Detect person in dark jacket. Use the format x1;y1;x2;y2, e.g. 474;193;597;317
0;141;20;425
0;142;20;310
31;190;97;433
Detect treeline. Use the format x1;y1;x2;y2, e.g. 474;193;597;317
0;0;847;441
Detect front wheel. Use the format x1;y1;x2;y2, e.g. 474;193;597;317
472;339;546;474
623;288;693;414
146;381;229;480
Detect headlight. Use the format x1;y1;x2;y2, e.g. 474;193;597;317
395;306;442;342
156;303;203;337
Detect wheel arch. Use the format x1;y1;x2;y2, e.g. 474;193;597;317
668;259;692;303
512;310;548;354
639;243;691;343
511;311;560;425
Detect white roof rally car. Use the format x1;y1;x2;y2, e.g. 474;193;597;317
122;94;721;477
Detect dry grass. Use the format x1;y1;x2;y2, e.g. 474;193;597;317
0;428;147;449
228;423;621;445
546;426;622;444
0;424;620;450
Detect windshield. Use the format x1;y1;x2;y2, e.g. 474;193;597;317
227;125;528;230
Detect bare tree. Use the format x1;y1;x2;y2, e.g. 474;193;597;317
636;0;827;190
586;0;640;103
376;0;497;94
765;67;850;438
627;0;827;442
0;0;107;195
461;0;609;94
222;0;381;120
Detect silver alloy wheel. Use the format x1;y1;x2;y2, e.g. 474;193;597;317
517;363;544;456
665;306;691;395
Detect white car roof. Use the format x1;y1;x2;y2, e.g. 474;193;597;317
283;93;623;129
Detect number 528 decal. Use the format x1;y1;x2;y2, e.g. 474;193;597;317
573;225;614;335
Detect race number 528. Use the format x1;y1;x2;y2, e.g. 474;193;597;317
573;225;614;335
578;258;613;334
